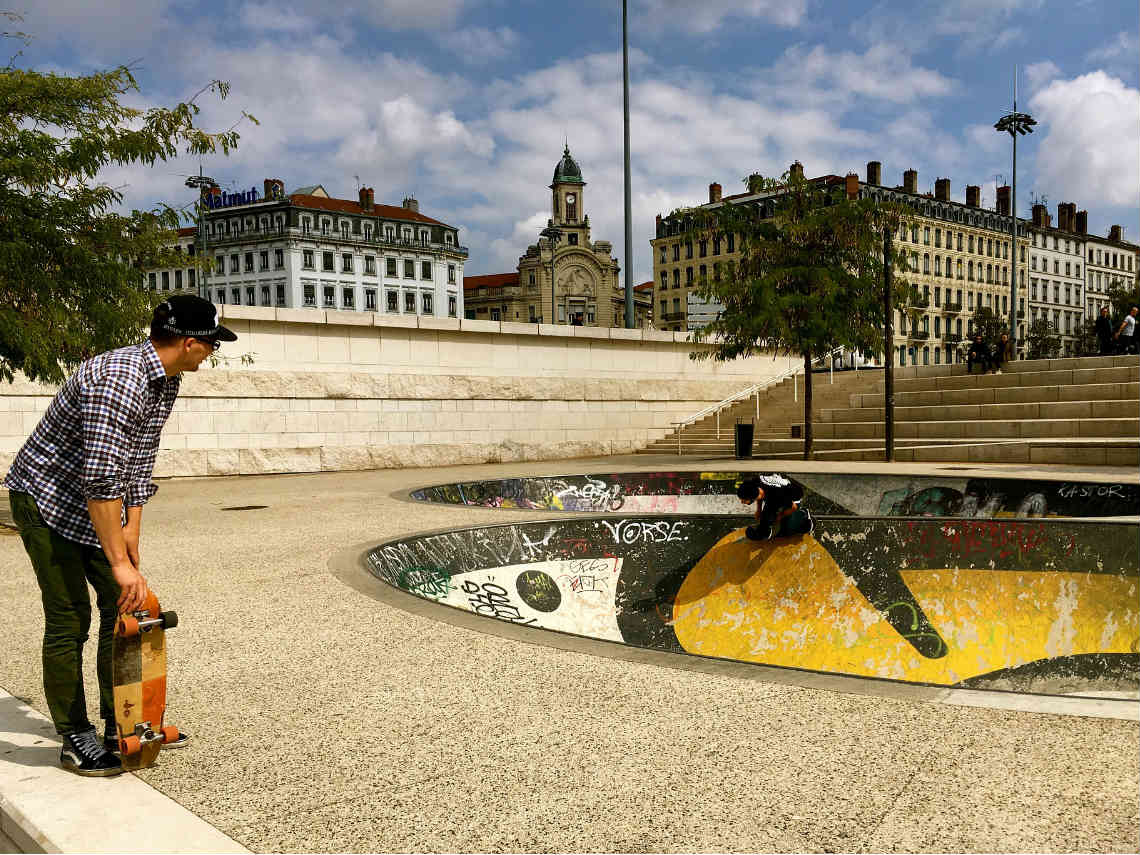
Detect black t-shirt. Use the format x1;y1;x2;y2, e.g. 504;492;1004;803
754;474;803;520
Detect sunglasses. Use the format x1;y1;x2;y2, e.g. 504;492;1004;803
194;338;222;352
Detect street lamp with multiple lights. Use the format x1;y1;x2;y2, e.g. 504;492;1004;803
540;225;563;324
994;97;1036;359
184;170;218;300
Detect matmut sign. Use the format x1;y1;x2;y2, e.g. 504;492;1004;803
202;186;261;209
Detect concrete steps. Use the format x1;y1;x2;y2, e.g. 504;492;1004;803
639;353;1139;465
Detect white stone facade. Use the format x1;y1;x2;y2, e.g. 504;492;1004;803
1027;224;1086;353
0;305;797;477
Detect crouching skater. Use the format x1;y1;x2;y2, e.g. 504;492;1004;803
736;474;814;541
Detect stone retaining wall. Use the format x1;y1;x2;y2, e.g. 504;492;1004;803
0;307;797;477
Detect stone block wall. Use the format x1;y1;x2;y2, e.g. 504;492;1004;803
0;306;797;477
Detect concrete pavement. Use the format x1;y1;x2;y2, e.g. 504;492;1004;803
1;455;1137;853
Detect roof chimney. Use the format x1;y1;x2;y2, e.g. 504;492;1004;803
935;177;950;201
1031;203;1047;227
965;185;980;207
903;169;917;194
709;182;722;203
1109;224;1122;242
263;178;284;200
789;161;804;181
996;185;1011;216
866;161;881;185
1075;210;1088;235
1058;202;1076;232
359;186;374;212
402;195;419;213
845;172;860;200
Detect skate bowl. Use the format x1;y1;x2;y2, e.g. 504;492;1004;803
361;472;1140;710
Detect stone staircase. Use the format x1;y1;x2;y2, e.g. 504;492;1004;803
639;354;1140;465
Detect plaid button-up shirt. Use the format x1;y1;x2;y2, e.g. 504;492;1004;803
4;341;181;547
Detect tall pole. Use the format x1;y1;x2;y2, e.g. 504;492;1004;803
1009;68;1019;358
1009;109;1019;358
622;0;634;328
884;227;894;461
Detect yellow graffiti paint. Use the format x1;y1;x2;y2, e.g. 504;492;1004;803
671;530;1139;685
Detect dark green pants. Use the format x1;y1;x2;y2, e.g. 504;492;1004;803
9;492;119;735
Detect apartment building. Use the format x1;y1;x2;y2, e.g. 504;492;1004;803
1086;224;1139;322
652;161;1029;365
143;178;468;320
1026;202;1086;354
142;227;200;296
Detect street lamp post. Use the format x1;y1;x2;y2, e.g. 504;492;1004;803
185;170;217;300
540;225;563;324
622;0;634;328
994;83;1036;359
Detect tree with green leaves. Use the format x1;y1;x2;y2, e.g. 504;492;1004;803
682;168;909;459
1025;317;1061;360
0;23;255;384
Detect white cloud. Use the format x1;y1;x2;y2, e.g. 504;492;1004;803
290;0;472;30
237;3;314;33
636;0;808;33
763;43;956;105
1086;31;1138;64
22;0;173;63
1029;72;1140;209
433;26;520;64
1024;61;1060;92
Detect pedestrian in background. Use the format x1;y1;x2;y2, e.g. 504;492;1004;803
992;332;1013;374
1115;306;1138;355
1095;307;1114;356
966;333;992;375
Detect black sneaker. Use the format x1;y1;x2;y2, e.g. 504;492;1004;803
103;723;190;753
60;728;123;777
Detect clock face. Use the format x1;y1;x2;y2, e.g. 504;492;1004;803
566;194;575;205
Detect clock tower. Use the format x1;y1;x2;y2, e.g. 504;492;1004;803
551;144;587;244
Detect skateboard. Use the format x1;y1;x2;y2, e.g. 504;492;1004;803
111;591;180;771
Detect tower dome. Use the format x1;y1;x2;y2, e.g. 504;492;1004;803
552;144;585;185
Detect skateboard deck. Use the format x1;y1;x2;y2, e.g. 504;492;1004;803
111;591;179;771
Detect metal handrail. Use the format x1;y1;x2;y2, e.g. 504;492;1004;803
669;346;845;454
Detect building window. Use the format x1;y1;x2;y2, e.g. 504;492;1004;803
404;291;415;313
492;308;502;321
323;285;335;307
448;295;457;317
161;271;170;290
148;272;156;289
699;240;707;258
343;287;355;309
260;285;270;306
364;255;376;275
304;283;315;306
421;261;432;280
672;244;680;261
726;234;735;253
243;252;253;273
923;227;930;245
229;254;239;273
567;233;578;246
214;255;224;275
322;252;334;272
448;264;456;284
276;284;286;306
274;249;284;269
342;253;353;273
421;292;433;315
385;257;397;278
673;269;680;287
303;250;314;269
174;270;183;289
188;269;196;288
686;267;693;284
404;259;415;279
259;250;269;271
659;272;667;289
321;219;330;235
231;287;241;304
217;289;226;304
364;288;377;310
386;290;398;312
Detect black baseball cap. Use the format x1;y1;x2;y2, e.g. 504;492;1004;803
153;295;237;342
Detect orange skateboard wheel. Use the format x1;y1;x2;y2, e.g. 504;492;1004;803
161;726;180;745
117;614;140;637
121;735;142;756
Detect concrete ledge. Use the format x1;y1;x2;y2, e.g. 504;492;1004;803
0;690;248;854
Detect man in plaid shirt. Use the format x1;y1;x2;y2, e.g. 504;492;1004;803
5;295;236;776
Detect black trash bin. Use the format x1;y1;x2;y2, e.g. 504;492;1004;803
734;420;755;459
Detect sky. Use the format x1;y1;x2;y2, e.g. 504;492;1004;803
16;0;1140;282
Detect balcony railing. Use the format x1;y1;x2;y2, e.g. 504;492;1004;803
200;227;469;257
909;330;930;340
910;298;930;309
662;311;686;322
945;333;962;343
944;302;962;312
